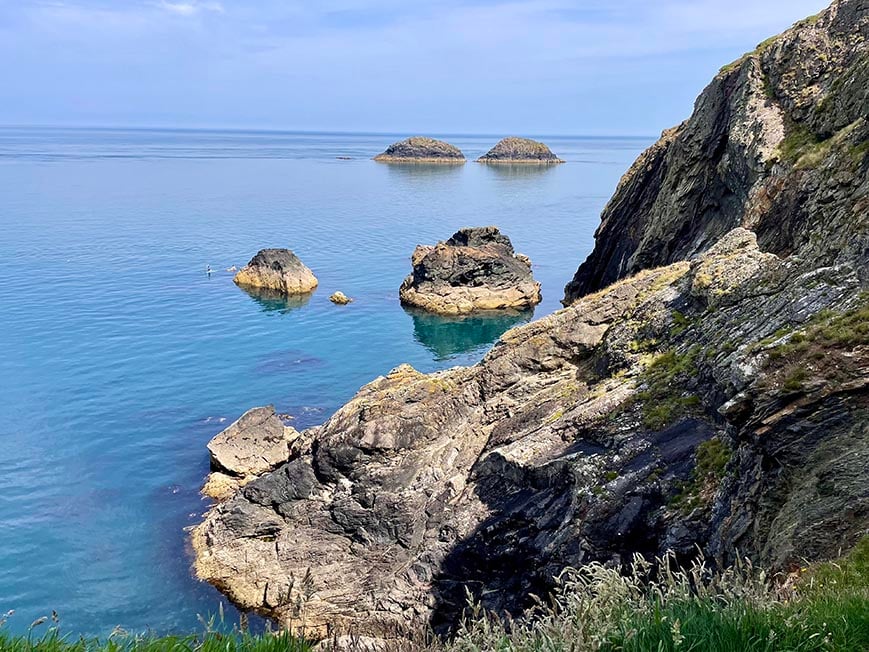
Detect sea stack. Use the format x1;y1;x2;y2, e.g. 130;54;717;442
477;137;564;164
373;137;466;163
233;249;318;295
399;226;542;315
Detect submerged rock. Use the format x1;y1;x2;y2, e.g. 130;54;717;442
329;291;353;305
373;137;465;163
194;0;868;641
234;249;318;295
398;226;542;315
477;137;563;164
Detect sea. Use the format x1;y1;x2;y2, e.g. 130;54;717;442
0;127;651;637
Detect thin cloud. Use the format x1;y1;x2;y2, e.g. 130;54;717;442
158;1;225;16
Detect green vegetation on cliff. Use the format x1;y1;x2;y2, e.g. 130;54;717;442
4;539;866;651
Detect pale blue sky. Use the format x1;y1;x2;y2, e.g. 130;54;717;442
0;0;829;135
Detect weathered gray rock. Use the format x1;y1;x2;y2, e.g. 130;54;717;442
374;137;465;163
477;137;563;164
194;0;868;640
399;226;542;315
234;249;318;295
203;406;303;500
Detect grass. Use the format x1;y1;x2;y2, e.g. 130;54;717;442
633;348;703;430
670;438;731;513
442;538;869;652
3;540;867;652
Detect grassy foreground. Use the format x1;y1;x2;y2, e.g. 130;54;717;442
2;539;867;651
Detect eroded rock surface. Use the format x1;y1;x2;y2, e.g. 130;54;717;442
477;137;564;164
234;249;318;295
374;138;465;163
194;0;868;640
563;0;868;302
398;227;542;315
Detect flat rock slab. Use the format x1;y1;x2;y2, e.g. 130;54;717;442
207;405;300;479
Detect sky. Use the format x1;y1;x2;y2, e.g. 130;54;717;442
0;0;830;135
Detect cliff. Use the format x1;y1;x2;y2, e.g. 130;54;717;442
564;0;868;301
193;0;868;640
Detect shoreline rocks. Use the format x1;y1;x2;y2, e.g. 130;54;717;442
373;137;466;164
399;226;542;315
234;249;318;295
477;137;564;164
202;406;304;501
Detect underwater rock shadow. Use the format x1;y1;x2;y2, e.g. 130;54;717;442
404;306;534;361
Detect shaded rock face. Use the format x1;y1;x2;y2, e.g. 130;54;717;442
234;249;318;295
477;137;563;164
194;0;868;641
398;227;542;315
373;137;465;163
563;0;869;302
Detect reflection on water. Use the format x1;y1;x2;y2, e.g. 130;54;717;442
237;285;313;313
382;162;465;180
406;306;534;361
481;162;560;179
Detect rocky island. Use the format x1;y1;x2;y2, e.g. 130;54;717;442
398;226;542;315
373;137;466;163
233;249;318;295
477;136;564;164
194;0;867;643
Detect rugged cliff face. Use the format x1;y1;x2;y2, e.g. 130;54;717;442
563;0;868;301
193;0;868;640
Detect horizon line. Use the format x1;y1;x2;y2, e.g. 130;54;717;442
0;123;659;141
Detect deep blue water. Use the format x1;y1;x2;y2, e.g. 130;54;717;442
0;127;650;637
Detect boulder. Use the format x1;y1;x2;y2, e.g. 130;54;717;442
373;137;465;163
399;226;542;315
329;291;353;305
234;249;318;295
477;137;563;164
203;406;302;500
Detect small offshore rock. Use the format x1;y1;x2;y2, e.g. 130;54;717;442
477;137;564;164
373;137;465;163
329;291;353;305
399;226;542;315
234;249;318;295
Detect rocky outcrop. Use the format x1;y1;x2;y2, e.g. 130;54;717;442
329;292;353;305
563;0;868;302
202;406;305;500
234;249;318;295
398;227;542;315
477;137;563;164
374;138;465;163
194;0;868;641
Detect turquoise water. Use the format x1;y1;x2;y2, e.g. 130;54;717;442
0;127;649;637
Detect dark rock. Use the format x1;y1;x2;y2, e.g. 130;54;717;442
477;137;564;164
399;226;542;315
373;137;465;163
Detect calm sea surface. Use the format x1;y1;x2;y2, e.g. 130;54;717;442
0;127;650;637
